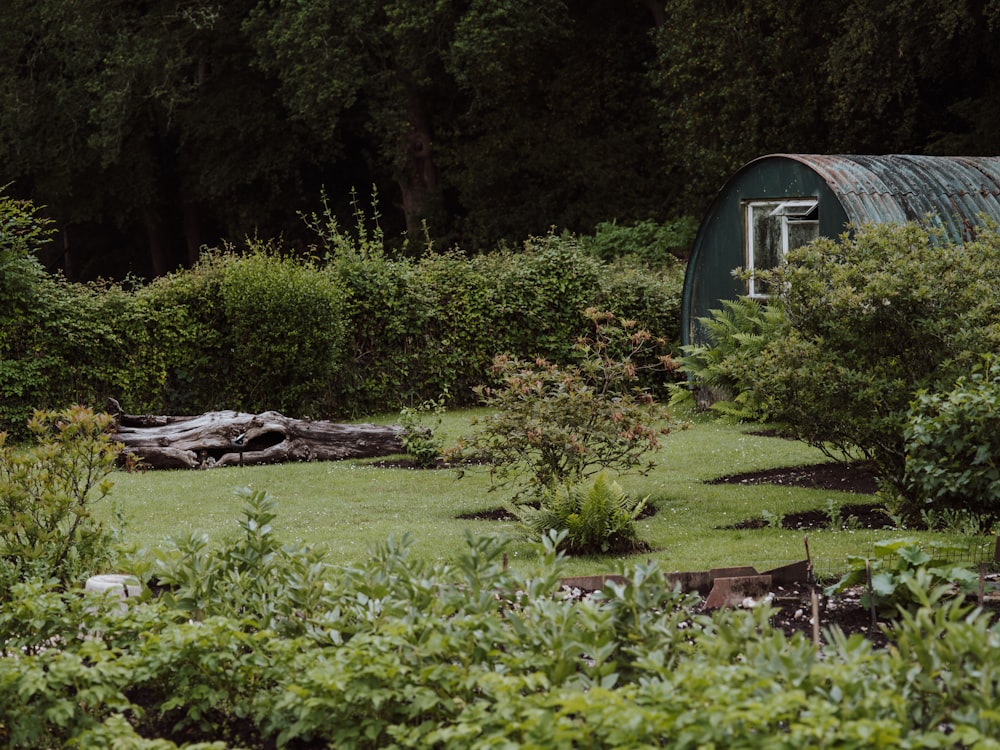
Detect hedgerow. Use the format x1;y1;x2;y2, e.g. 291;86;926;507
1;183;685;429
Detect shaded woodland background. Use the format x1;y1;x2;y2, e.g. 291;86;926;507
4;0;1000;280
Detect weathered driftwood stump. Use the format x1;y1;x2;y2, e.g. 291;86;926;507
114;410;406;469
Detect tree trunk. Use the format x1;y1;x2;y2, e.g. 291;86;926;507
640;0;666;27
143;208;172;278
114;409;407;469
397;87;440;237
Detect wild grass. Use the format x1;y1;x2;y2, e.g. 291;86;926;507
109;407;989;580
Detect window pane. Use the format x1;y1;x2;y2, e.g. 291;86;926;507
787;219;819;251
745;199;818;297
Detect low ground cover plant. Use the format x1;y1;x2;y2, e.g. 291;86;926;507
5;493;1000;747
826;537;980;617
513;471;650;554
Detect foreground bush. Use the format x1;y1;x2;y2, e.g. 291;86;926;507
4;496;1000;747
0;406;123;595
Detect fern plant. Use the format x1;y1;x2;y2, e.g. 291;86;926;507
672;295;787;420
513;471;648;555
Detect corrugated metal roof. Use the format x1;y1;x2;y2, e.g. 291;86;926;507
777;154;1000;241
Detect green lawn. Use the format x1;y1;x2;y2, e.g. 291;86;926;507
109;407;989;579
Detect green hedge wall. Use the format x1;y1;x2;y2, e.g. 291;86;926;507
1;225;683;433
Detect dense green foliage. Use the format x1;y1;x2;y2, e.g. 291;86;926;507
678;222;1000;515
4;493;1000;747
456;311;673;501
515;472;649;555
0;0;673;277
905;355;1000;523
0;406;123;595
4;412;1000;746
578;217;698;265
4;1;1000;278
828;538;980;618
0;188;684;431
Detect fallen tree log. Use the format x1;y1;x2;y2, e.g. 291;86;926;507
114;410;407;469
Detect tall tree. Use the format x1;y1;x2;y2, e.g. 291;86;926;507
823;0;1000;154
440;0;671;246
248;0;671;248
650;0;1000;214
0;0;315;278
650;0;832;212
247;0;461;239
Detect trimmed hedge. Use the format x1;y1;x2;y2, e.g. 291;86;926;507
2;223;684;430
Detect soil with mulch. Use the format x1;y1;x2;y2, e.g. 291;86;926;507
708;460;880;494
711;461;893;644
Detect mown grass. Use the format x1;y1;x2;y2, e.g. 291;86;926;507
109;407;990;580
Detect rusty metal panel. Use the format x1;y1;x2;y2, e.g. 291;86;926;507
779;154;1000;242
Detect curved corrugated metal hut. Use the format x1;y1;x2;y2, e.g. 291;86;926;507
681;154;1000;346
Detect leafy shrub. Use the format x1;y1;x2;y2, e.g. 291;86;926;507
4;184;687;422
486;232;604;361
324;224;682;416
455;310;673;500
220;243;346;415
0;406;123;594
151;488;331;636
904;354;1000;522
397;395;448;467
0;189;51;304
1;191;174;429
596;259;686;397
139;246;347;417
580;216;698;264
679;221;1000;499
135;252;232;414
514;471;649;554
3;274;175;433
826;538;979;617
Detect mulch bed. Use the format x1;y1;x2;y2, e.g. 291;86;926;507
708;461;879;494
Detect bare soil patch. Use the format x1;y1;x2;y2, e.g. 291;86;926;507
708;461;879;494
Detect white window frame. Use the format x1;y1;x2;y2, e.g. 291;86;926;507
744;198;819;298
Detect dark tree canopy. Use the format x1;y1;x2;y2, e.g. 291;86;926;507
3;0;1000;279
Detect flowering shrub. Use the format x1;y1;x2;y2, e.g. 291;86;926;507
455;310;675;501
